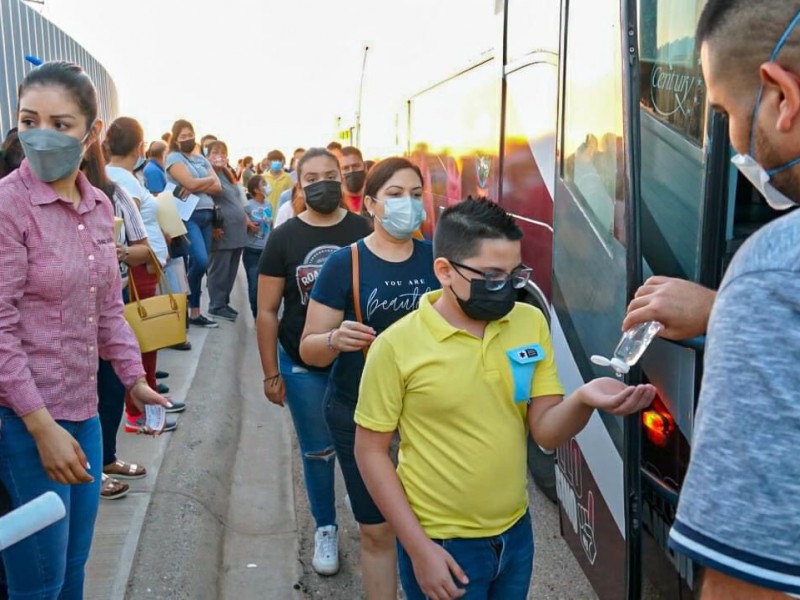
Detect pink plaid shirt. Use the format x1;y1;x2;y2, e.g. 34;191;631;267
0;161;146;421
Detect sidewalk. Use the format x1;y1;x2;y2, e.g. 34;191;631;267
85;276;303;599
85;326;210;599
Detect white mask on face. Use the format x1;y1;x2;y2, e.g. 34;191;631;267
732;153;800;211
731;8;800;212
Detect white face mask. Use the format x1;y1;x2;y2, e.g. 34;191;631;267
731;9;800;212
732;153;799;211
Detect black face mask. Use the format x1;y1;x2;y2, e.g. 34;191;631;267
179;139;195;154
452;279;516;322
304;180;342;214
344;170;366;193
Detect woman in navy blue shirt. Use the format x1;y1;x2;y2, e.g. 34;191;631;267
300;157;437;600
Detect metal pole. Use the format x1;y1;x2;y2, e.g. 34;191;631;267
355;45;369;148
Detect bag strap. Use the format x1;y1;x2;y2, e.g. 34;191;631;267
350;243;369;358
127;246;179;314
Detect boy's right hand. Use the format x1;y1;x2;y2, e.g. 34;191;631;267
412;541;469;600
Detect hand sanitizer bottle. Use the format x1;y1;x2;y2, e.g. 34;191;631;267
591;321;664;377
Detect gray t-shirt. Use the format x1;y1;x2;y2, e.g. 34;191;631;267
668;208;800;596
244;198;272;250
165;151;215;212
212;174;248;251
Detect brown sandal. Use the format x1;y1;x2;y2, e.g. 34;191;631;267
101;474;129;500
103;459;147;480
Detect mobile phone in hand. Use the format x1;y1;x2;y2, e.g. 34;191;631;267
172;184;187;200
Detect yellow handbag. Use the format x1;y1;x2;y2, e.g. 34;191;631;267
124;248;187;353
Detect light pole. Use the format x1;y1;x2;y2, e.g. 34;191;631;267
355;45;369;148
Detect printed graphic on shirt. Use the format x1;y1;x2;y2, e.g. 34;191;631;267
296;245;340;305
365;276;434;321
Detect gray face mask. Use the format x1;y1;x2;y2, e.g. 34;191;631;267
18;125;94;183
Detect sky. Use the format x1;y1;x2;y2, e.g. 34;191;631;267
35;0;494;161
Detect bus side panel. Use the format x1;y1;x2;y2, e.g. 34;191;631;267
556;438;626;600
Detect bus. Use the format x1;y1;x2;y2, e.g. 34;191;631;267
402;0;781;598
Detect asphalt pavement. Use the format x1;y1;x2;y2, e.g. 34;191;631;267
85;271;596;599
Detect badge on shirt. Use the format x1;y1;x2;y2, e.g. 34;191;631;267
506;345;545;403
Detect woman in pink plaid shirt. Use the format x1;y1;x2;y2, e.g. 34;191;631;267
0;62;169;599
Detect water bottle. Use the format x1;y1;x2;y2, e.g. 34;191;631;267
591;321;663;377
251;207;266;240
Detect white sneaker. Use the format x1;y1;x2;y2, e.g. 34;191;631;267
312;525;339;576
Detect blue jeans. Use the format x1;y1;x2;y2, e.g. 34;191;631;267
242;247;262;318
97;358;125;466
0;408;102;600
184;208;214;309
278;346;336;529
397;511;534;600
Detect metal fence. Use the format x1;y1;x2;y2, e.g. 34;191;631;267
0;0;118;136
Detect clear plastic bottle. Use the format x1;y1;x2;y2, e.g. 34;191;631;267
591;321;664;377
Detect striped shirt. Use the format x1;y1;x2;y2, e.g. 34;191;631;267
0;160;146;421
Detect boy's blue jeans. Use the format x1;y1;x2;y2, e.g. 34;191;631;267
278;346;337;529
397;510;534;600
0;408;102;600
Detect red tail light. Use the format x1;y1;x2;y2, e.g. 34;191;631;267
642;397;674;448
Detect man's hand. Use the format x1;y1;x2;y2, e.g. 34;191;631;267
580;378;656;416
623;276;716;340
212;228;225;241
128;379;172;414
411;541;469;600
246;221;260;233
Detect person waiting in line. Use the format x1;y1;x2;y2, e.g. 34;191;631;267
327;141;344;163
105;117;186;434
207;140;248;322
166;119;222;328
143;140;169;194
243;174;272;318
0;60;170;600
81;134;171;500
289;147;306;183
274;182;303;228
340;146;368;214
354;198;655;600
239;155;255;186
0;128;24;178
263;149;293;220
256;148;372;577
365;159;376;174
300;157;436;600
200;133;217;157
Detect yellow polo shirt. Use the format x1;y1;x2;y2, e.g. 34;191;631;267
263;171;293;217
356;290;564;539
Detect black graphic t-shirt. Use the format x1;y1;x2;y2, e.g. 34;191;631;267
259;212;372;368
311;238;439;405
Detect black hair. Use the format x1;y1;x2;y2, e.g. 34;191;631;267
247;174;264;197
267;149;285;162
433;197;522;261
0;128;24;179
19;61;102;182
296;147;340;181
364;157;422;199
697;0;744;45
147;140;167;160
105;116;144;157
169;119;194;153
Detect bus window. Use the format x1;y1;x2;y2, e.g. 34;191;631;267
555;0;627;448
638;0;708;281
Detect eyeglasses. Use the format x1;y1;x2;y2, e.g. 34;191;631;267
450;260;532;292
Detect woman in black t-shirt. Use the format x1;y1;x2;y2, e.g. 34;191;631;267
256;148;371;577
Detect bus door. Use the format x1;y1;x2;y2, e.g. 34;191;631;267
549;0;633;597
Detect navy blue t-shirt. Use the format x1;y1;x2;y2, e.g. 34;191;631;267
311;238;439;406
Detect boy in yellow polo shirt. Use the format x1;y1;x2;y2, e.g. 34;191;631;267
355;198;655;600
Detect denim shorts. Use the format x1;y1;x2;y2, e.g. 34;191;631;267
324;389;386;525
